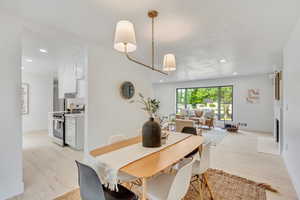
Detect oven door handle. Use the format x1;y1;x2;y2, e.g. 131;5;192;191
53;119;64;122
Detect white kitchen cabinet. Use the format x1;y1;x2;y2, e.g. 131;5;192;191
77;79;86;98
57;48;86;99
63;65;77;94
65;115;84;150
65;117;76;147
58;65;77;98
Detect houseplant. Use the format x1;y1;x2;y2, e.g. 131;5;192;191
137;93;161;147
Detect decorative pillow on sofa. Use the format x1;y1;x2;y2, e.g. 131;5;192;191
195;109;203;118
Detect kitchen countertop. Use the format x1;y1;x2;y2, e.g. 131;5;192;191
64;113;85;117
49;111;67;114
49;111;85;117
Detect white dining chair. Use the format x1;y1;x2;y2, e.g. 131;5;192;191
145;155;196;200
108;134;127;144
191;142;214;200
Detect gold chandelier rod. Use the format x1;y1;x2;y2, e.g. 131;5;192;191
151;12;155;70
124;10;168;75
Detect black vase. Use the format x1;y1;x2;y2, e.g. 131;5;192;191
142;117;161;147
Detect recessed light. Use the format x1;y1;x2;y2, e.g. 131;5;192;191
25;59;33;62
219;59;227;63
21;66;24;70
39;49;48;53
233;72;238;76
159;79;164;83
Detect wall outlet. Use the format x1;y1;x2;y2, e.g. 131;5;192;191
238;122;248;127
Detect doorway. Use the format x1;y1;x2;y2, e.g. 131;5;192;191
18;27;87;199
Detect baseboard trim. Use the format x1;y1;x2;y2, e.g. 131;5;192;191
239;128;272;134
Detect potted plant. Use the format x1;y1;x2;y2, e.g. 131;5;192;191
137;93;160;118
137;93;162;147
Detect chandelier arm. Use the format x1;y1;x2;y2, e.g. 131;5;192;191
125;52;168;75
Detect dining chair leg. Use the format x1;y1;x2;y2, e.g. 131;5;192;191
198;175;204;200
142;177;147;200
190;175;199;192
132;178;142;187
203;173;214;200
129;182;134;190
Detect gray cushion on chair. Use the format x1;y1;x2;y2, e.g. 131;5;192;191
76;161;106;200
75;161;138;200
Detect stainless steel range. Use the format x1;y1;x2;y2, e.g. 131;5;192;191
52;79;66;146
52;112;65;146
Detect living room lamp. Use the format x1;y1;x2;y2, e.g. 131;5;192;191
114;10;176;75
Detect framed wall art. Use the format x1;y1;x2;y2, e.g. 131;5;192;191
246;88;260;104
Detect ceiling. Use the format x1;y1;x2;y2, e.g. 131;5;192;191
22;29;60;75
18;0;300;81
21;25;85;75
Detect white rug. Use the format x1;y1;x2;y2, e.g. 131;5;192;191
202;128;228;146
257;136;280;155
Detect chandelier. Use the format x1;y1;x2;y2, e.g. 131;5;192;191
114;10;176;75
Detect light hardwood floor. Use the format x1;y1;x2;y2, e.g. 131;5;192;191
210;130;298;200
10;131;83;200
10;130;298;200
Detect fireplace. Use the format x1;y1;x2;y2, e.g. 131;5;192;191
276;119;279;143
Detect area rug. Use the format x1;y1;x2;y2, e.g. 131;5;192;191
55;169;277;200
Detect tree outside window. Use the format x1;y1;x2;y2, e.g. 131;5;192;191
176;86;233;121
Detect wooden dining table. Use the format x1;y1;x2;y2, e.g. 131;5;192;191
90;133;204;200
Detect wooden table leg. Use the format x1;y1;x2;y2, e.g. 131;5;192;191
142;177;147;200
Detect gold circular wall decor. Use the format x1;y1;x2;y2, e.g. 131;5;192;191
120;81;135;99
148;10;158;18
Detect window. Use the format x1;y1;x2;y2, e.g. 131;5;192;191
176;86;233;121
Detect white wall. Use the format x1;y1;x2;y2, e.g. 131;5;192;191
282;17;300;198
22;72;53;133
86;45;154;152
153;74;273;132
0;12;23;199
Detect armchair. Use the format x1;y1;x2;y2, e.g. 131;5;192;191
189;109;204;125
